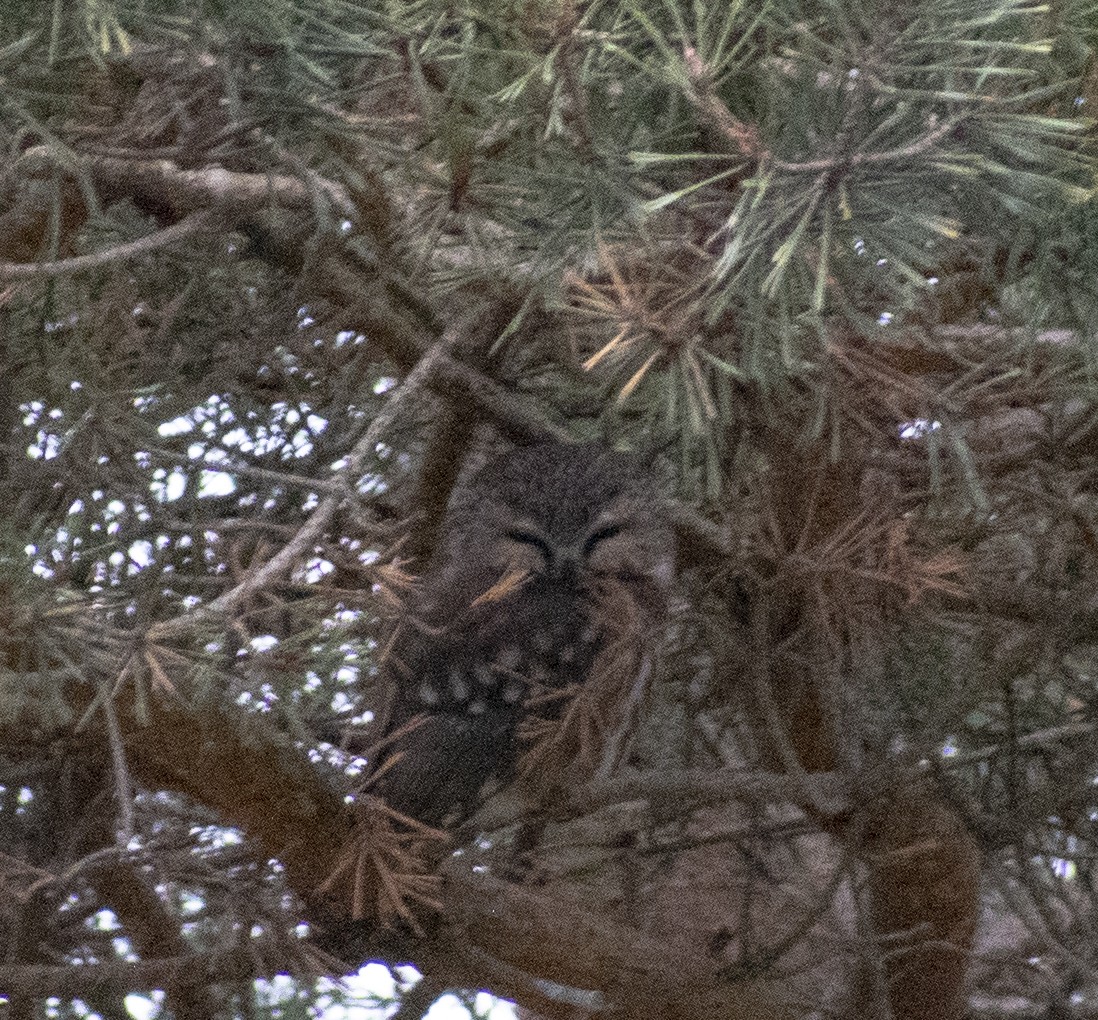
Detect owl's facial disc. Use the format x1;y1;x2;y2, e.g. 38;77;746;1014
503;524;555;574
583;509;670;584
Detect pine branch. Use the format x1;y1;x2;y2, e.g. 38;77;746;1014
0;945;291;1000
19;146;355;219
0;212;215;279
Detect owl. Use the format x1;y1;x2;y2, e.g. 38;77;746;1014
371;442;675;827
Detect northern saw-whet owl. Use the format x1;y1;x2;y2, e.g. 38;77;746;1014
372;442;675;826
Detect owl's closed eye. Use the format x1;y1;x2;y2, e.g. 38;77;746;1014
499;514;651;582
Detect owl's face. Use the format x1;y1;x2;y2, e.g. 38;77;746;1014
428;443;674;614
500;511;638;581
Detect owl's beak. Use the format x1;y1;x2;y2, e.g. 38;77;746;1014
549;548;579;582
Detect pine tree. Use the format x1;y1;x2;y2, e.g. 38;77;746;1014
1;1;1097;1017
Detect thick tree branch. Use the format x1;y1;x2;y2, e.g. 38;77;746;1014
422;868;796;1020
19;147;355;220
106;691;801;1017
124;699;350;898
570;765;850;818
0;945;287;1000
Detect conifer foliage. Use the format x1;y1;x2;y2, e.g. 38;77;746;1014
0;1;1097;1017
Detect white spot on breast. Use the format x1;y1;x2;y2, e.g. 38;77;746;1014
474;661;496;686
528;663;551;686
418;682;440;706
449;670;471;702
533;631;556;652
580;624;599;644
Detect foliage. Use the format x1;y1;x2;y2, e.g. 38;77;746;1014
0;0;1097;1018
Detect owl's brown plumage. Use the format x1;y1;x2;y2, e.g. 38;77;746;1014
372;442;674;826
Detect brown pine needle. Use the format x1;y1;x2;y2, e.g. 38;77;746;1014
353;850;369;919
144;650;178;695
582;327;627;371
355;717;429;782
618;351;661;403
110;655;139;697
318;798;447;932
596;236;629;296
470;568;531;607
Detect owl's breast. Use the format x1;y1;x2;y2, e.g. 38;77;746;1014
376;582;601;822
408;579;598;719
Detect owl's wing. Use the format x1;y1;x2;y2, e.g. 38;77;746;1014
369;616;526;826
371;711;512;825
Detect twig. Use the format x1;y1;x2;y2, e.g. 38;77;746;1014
424;356;570;444
390;976;448;1020
951;720;1094;764
0;212;215;279
101;681;137;846
143;446;344;494
749;597;832;810
0;946;282;998
147;331;454;642
774;119;961;173
682;47;761;159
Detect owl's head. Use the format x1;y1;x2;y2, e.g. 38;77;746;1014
428;443;675;612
